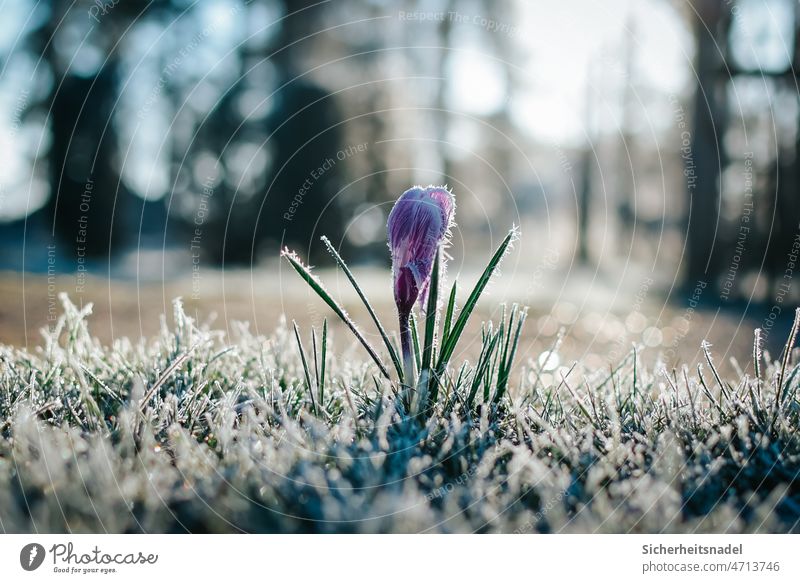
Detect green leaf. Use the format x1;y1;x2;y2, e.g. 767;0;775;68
442;280;457;347
410;312;421;372
494;305;527;404
467;324;502;407
281;249;391;379
293;321;316;415
320;319;328;406
420;250;441;408
434;228;517;382
321;236;404;381
420;251;440;375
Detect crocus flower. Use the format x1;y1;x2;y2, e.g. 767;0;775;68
387;185;455;383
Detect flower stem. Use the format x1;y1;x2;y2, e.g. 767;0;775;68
399;312;416;387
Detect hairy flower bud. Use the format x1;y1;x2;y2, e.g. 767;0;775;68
387;186;455;319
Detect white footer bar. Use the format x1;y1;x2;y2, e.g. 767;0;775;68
1;534;796;582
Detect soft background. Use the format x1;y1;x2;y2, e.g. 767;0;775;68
0;0;798;372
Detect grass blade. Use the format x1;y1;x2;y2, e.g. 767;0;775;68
418;250;442;407
420;250;441;405
281;248;390;379
484;320;503;403
434;228;517;380
320;319;328;406
312;326;320;396
777;308;800;399
772;307;800;432
495;305;527;403
410;312;421;372
467;324;501;407
442;280;458;345
321;236;403;381
753;327;763;386
293;321;317;415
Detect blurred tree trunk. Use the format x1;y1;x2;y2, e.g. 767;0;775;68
577;64;595;265
38;3;129;260
260;0;344;263
767;10;800;301
47;64;123;258
435;0;455;183
685;0;729;286
616;16;636;255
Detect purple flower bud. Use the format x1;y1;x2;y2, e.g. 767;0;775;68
388;186;455;318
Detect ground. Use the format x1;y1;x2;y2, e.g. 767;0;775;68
0;266;767;375
0;290;797;533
